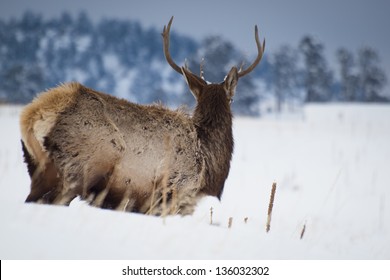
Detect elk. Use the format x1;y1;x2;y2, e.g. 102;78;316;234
20;17;265;215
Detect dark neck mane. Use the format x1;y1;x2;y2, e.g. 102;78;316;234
193;89;234;198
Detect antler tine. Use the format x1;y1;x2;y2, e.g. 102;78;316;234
184;58;189;69
200;57;205;80
239;61;245;72
238;25;266;78
162;16;183;75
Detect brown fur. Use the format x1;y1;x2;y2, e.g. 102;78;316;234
20;18;263;215
20;70;237;215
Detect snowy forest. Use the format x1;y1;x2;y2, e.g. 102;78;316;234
0;11;388;115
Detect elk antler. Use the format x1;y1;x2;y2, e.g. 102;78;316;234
162;16;183;75
237;25;265;79
200;58;205;80
162;17;265;79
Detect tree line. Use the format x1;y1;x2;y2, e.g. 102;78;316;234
0;11;388;115
272;36;388;112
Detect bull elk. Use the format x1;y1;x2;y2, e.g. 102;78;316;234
20;17;265;215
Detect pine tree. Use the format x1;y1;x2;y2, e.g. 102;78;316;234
336;48;359;101
299;36;333;102
272;45;300;112
358;47;387;102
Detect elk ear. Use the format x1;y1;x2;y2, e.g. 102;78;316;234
224;67;238;99
182;67;206;99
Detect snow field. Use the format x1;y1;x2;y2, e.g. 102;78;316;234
0;104;389;259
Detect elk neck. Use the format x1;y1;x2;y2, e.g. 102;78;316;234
192;86;234;198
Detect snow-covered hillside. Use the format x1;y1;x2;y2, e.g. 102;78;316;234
0;104;389;259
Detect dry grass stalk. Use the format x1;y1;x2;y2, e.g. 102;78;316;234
161;135;172;222
228;217;233;228
161;172;169;222
266;182;277;233
146;193;162;215
210;207;213;225
115;184;133;211
170;186;178;215
121;199;130;211
300;222;306;240
147;176;158;215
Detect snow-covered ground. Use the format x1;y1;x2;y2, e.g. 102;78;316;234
0;104;389;259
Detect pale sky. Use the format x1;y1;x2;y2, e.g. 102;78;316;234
1;0;390;89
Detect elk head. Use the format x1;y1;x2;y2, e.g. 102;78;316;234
161;16;265;109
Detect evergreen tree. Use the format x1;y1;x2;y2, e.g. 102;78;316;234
336;48;358;101
1;64;44;103
272;45;299;112
74;11;93;36
358;47;387;102
299;36;333;102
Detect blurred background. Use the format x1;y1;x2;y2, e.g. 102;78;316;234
0;0;389;115
1;1;390;259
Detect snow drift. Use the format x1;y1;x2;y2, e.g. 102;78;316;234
0;104;389;259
